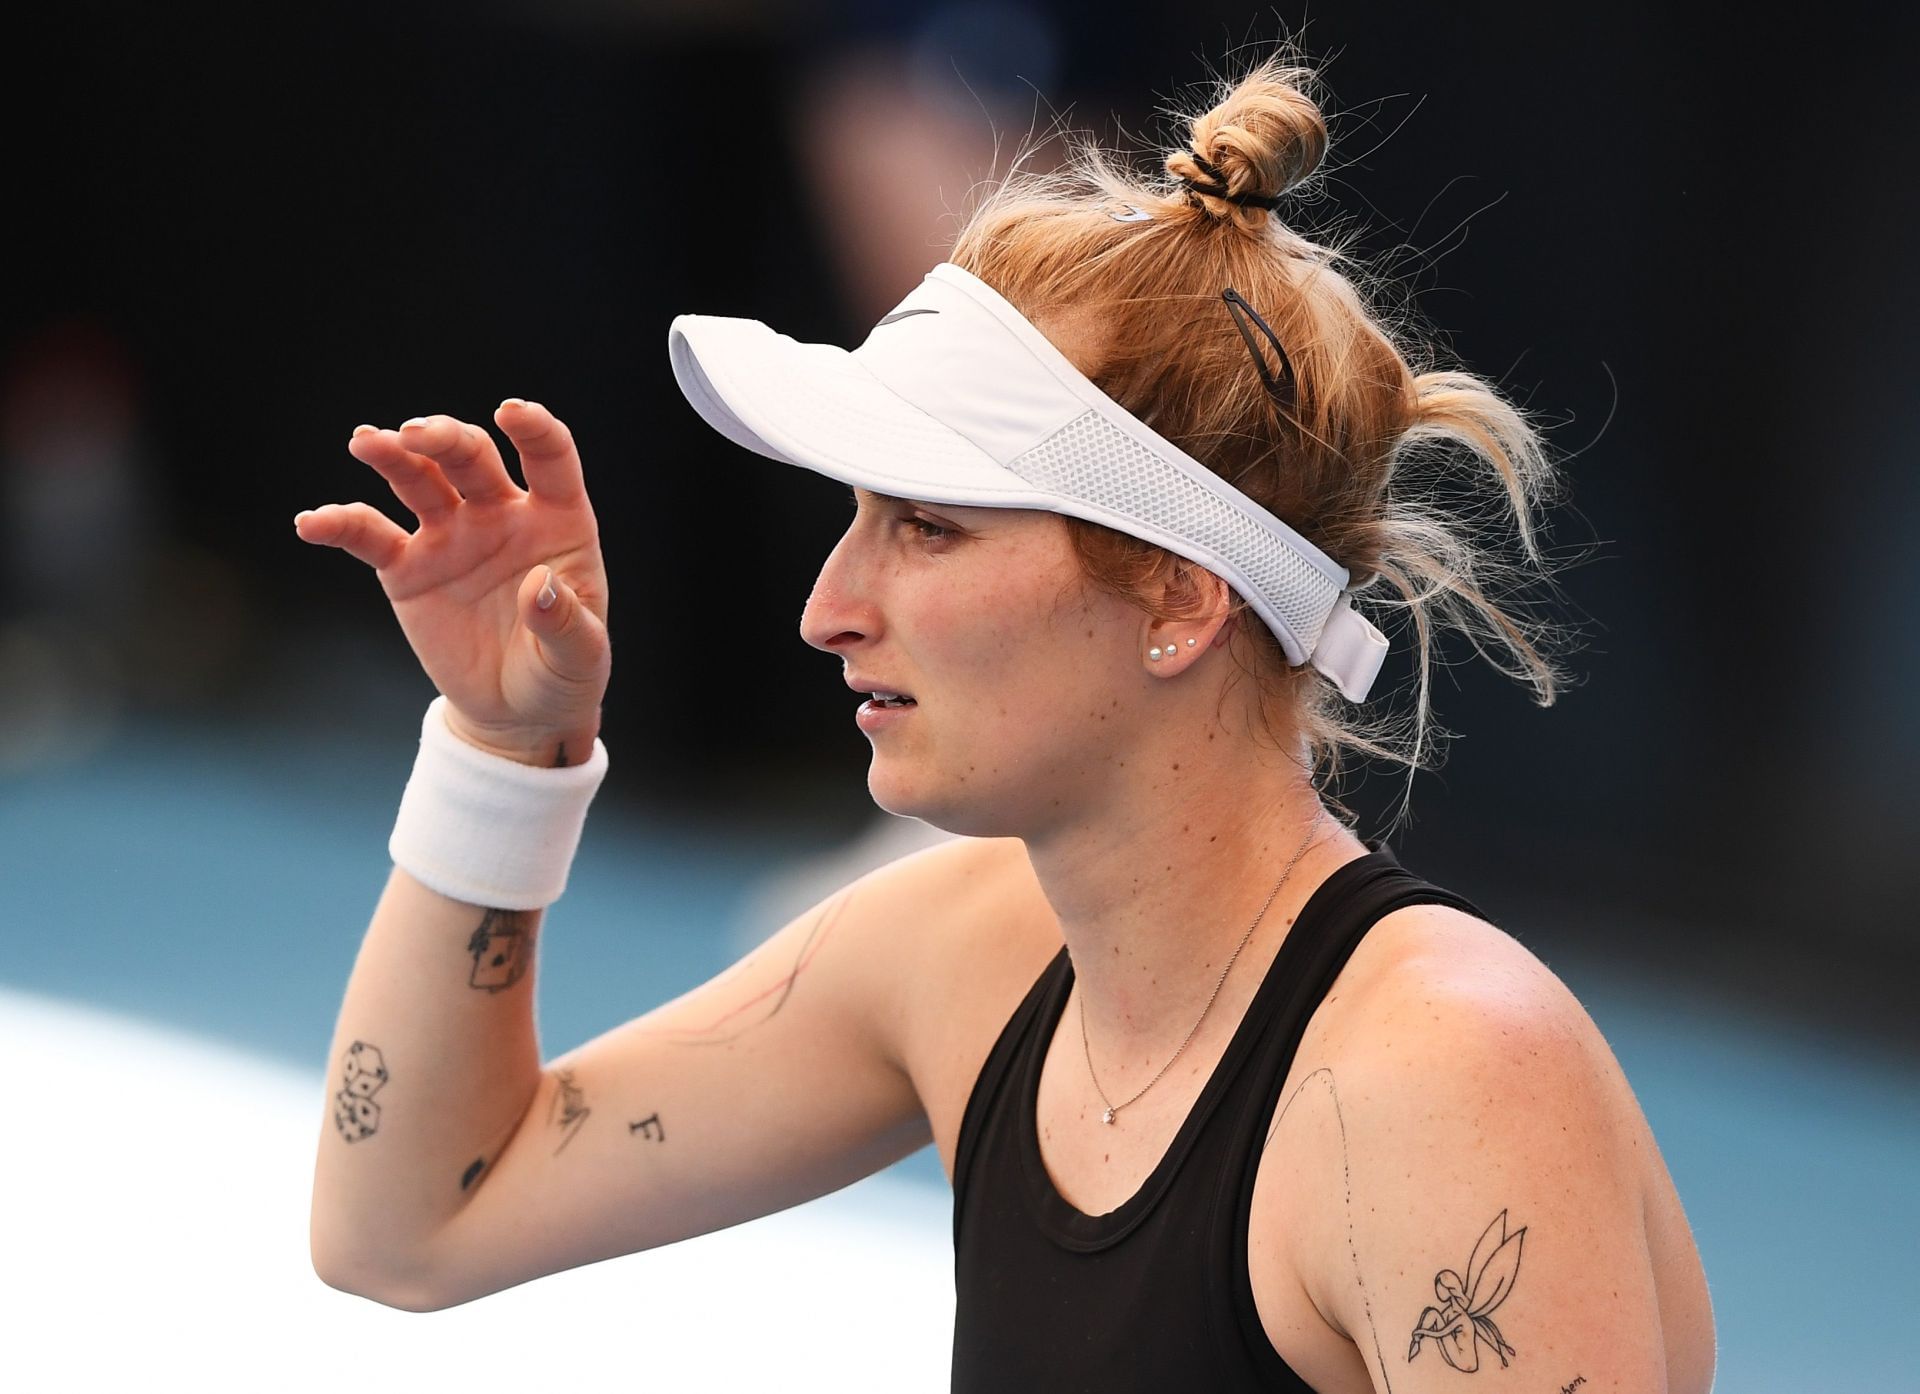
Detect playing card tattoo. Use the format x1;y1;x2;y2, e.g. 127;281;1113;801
468;908;536;992
1407;1209;1527;1372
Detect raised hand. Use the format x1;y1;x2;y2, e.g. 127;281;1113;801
294;399;611;765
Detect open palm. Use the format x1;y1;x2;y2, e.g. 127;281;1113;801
294;400;611;750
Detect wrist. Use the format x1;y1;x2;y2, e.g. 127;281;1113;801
390;695;611;911
443;707;602;769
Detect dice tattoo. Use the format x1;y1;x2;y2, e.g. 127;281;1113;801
333;1040;390;1143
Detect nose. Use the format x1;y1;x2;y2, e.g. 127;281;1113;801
799;519;881;656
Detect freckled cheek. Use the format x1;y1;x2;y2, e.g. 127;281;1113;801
913;580;1029;666
921;598;1100;737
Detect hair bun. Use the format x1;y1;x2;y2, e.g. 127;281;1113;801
1166;56;1330;222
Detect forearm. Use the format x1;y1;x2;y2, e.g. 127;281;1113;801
309;863;546;1300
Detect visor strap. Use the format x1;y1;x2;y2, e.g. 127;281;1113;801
1309;594;1391;703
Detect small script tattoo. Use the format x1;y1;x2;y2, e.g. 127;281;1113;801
628;1112;665;1143
1559;1378;1587;1393
1408;1208;1527;1372
460;1157;486;1190
552;742;569;769
548;1068;590;1154
468;908;537;992
333;1040;390;1143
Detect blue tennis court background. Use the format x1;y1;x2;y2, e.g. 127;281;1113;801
3;680;1914;1391
9;3;1920;1386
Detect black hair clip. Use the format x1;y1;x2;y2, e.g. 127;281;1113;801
1180;154;1283;210
1220;287;1295;409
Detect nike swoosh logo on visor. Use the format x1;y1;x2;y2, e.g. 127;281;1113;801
875;308;940;325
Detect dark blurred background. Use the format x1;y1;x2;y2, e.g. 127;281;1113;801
6;0;1917;1057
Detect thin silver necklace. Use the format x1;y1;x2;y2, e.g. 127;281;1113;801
1079;812;1327;1126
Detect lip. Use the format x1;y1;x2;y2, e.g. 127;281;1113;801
854;697;917;734
845;674;915;700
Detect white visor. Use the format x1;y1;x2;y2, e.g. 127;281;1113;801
667;262;1389;702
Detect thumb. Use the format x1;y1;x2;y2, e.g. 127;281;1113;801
517;564;612;697
521;564;595;658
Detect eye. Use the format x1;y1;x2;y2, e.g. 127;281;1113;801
901;515;952;541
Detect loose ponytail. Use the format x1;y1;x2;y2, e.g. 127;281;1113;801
948;44;1581;833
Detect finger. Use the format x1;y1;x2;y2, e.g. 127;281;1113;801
495;399;587;506
293;501;411;571
399;414;521;504
346;425;462;521
517;563;610;684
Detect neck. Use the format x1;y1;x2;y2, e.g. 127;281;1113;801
1019;752;1369;1091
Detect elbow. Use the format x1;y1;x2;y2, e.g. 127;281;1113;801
310;1240;449;1313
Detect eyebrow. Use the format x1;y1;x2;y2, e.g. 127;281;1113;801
849;485;983;519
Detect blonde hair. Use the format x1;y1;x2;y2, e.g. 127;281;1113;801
947;46;1581;833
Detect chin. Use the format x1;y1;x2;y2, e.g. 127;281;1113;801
865;767;998;840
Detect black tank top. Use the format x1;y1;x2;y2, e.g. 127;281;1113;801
949;839;1490;1390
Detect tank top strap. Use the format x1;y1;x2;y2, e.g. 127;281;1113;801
1216;839;1492;1382
952;941;1071;1245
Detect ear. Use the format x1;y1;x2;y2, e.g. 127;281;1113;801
1169;558;1235;627
1142;558;1236;660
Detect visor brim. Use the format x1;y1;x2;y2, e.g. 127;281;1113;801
668;314;1051;507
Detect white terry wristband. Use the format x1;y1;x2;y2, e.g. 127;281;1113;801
388;694;611;910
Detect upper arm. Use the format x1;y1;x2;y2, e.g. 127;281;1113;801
409;834;998;1310
1301;940;1666;1393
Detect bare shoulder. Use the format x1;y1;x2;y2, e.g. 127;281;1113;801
1283;901;1716;1393
856;827;1029;900
853;832;1044;962
891;829;1063;999
873;834;1062;1181
1313;906;1658;1198
874;831;1054;957
1319;902;1624;1093
817;832;1033;1068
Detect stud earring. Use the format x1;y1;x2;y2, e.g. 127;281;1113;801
1149;646;1164;661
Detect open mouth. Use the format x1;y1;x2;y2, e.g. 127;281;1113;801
870;695;916;708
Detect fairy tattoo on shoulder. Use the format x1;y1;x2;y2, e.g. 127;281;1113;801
1408;1208;1527;1373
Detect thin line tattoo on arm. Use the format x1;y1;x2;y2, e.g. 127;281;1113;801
1263;1069;1530;1384
333;1040;390;1143
638;890;855;1047
1265;1068;1396;1392
468;907;538;992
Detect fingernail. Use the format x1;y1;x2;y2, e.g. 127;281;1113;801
537;567;558;611
294;510;314;526
401;416;428;430
499;397;526;411
351;424;375;437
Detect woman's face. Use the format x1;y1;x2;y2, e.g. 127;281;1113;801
800;487;1156;839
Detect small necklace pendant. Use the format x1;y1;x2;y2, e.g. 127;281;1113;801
1101;1107;1115;1125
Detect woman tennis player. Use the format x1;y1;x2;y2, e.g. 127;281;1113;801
303;51;1714;1392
